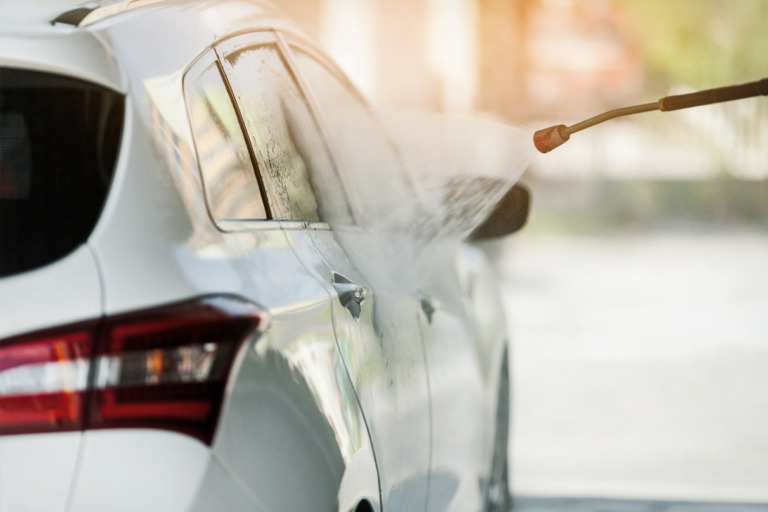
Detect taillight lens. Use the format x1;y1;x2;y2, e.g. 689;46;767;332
0;324;95;435
0;296;266;444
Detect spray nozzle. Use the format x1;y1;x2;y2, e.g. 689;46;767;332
533;124;570;153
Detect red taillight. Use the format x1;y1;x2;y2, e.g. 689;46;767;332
0;296;266;444
0;324;95;435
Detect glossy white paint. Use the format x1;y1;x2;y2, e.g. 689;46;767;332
0;246;101;338
67;430;210;512
285;226;433;511
420;244;494;512
214;295;379;512
0;29;123;92
0;433;82;512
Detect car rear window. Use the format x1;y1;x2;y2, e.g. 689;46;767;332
0;67;123;277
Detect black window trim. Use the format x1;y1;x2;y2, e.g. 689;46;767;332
182;48;274;228
213;56;274;221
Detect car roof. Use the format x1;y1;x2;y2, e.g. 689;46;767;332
0;0;281;26
0;0;296;92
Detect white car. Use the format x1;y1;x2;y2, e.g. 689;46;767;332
0;1;529;511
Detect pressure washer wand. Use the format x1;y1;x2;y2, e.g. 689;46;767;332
533;77;768;153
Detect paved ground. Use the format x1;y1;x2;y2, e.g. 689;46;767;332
511;496;768;511
495;229;768;508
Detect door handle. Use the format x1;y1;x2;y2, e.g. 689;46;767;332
418;292;437;324
331;272;367;320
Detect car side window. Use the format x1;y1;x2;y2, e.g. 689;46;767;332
184;58;268;223
290;48;419;225
220;42;328;223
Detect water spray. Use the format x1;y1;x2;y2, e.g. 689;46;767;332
534;78;768;153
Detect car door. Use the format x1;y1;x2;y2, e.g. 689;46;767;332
286;36;433;510
285;39;496;512
419;248;497;511
215;32;432;511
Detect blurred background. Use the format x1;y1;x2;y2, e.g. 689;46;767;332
278;0;768;505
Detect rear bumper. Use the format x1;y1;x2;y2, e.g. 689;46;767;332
0;429;266;512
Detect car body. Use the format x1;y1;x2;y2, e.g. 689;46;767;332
0;1;519;511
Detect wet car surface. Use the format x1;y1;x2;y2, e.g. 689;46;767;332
0;1;528;511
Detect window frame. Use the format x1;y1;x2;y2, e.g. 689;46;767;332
182;48;273;228
184;29;367;230
215;31;335;225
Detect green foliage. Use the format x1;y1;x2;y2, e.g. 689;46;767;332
619;0;768;91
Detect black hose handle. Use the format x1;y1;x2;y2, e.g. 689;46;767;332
659;78;768;111
535;77;768;153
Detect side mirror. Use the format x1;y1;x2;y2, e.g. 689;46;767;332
468;183;531;241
